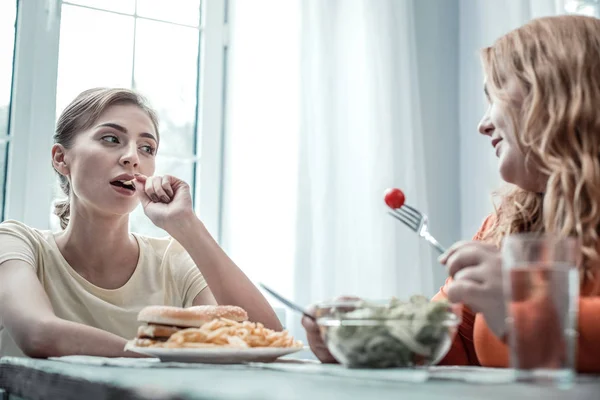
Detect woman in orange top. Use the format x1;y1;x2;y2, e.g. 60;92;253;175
302;14;600;373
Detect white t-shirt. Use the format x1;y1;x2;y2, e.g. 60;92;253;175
0;220;207;357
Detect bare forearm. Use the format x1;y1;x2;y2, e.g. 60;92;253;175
27;318;144;358
168;217;282;331
0;261;145;358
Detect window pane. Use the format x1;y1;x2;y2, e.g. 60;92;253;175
155;158;195;186
52;4;201;237
128;160;195;236
56;5;135;114
0;0;16;220
133;19;199;157
136;0;201;26
0;0;16;130
65;0;136;15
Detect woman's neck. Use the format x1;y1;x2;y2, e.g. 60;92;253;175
53;202;139;289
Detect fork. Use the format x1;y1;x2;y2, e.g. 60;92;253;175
387;204;446;255
259;283;316;321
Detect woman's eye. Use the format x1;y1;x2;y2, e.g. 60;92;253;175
101;135;119;144
140;145;156;155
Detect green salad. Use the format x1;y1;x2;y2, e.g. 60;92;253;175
319;296;456;368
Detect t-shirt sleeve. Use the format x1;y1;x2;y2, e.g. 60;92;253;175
0;220;38;269
165;239;208;307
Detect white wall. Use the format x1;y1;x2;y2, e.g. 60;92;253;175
413;0;461;289
458;0;502;240
222;0;567;296
415;0;566;287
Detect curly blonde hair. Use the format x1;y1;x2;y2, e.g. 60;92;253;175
480;15;600;281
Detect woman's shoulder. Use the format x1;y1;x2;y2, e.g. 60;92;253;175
472;214;497;241
0;219;51;241
1;219;35;232
0;220;54;267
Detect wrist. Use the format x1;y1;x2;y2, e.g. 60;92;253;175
163;212;208;242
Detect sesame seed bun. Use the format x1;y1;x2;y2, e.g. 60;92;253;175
137;305;248;328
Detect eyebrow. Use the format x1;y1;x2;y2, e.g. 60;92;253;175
96;122;158;143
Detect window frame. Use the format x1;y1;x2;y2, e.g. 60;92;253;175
0;0;18;222
4;0;228;242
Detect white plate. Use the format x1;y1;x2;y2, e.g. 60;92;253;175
125;344;304;364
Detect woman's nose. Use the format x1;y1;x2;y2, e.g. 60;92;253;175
478;113;495;136
120;146;139;168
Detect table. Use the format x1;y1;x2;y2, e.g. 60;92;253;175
1;357;599;400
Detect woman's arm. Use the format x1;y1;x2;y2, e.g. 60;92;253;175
432;215;496;366
0;260;144;358
431;283;480;366
168;217;282;331
135;174;282;331
192;286;218;306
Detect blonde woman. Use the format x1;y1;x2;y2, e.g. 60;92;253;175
303;15;600;372
0;88;281;358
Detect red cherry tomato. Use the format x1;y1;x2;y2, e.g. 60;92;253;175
384;188;405;209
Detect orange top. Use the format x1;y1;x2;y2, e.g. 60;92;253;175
432;216;600;373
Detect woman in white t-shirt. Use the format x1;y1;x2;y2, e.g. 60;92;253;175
0;87;281;357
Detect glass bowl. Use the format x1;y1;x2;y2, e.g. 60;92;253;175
314;296;461;368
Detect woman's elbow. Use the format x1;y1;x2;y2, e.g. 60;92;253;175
268;314;284;332
271;320;284;332
18;320;60;358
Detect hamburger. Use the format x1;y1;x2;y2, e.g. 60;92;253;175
134;305;248;345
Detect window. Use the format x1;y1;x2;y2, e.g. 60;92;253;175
4;0;228;240
0;0;17;221
53;0;202;237
221;0;300;303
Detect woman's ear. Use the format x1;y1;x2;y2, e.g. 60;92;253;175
52;144;69;176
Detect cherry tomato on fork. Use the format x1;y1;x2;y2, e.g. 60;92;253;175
384;188;405;209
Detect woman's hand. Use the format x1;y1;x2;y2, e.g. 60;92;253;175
302;305;337;364
136;174;283;331
302;296;360;363
439;241;507;338
135;174;194;231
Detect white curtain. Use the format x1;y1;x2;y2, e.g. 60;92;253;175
223;0;301;325
224;0;573;342
225;0;439;340
293;0;435;327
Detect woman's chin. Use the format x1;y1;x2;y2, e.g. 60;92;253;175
498;168;545;192
106;199;140;216
498;163;515;185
